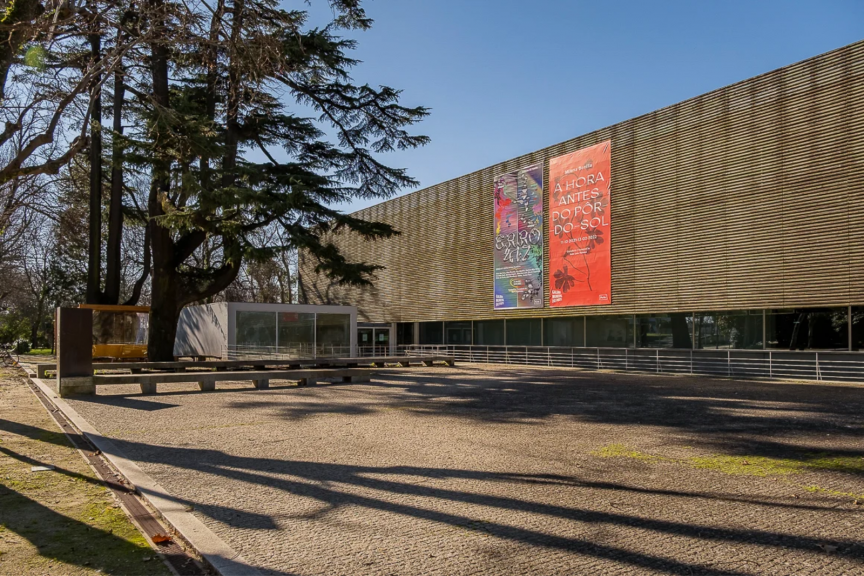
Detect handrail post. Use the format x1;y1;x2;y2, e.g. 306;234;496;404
727;350;731;377
625;348;628;370
690;349;693;374
596;348;600;370
656;349;659;373
816;352;821;381
769;351;773;378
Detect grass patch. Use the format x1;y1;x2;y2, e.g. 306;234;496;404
591;443;664;462
25;349;53;356
592;444;864;478
689;455;802;476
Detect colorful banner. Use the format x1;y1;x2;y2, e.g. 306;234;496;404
549;141;611;307
494;163;543;309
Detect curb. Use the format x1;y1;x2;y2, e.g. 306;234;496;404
28;374;262;576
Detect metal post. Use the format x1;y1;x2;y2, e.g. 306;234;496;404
571;347;574;368
547;347;551;367
816;352;821;381
727;350;731;377
656;349;659;373
625;348;628;370
769;351;773;378
596;348;600;370
690;349;693;374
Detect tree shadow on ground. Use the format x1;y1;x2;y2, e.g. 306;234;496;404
239;366;864;469
0;481;159;573
96;434;864;576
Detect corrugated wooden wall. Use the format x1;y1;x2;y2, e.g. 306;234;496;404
300;40;864;323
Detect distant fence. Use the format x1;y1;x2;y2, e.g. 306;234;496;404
398;345;864;383
223;344;352;360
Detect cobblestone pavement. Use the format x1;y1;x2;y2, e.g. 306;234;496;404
64;365;864;575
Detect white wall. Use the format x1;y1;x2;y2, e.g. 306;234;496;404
174;303;229;358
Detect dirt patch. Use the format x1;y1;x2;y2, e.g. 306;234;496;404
0;366;171;576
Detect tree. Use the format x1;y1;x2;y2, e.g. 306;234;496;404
128;0;427;360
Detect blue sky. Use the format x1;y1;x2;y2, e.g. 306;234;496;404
310;0;864;213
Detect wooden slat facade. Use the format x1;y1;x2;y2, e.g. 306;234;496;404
300;41;864;323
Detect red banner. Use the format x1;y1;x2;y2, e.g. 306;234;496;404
548;141;611;307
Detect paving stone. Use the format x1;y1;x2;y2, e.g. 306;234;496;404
65;365;864;575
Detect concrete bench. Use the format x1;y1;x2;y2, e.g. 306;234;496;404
37;355;454;378
90;369;373;395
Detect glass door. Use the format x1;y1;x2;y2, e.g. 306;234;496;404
358;328;374;356
372;328;390;357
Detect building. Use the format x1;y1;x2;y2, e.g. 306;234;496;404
299;40;864;364
174;303;357;359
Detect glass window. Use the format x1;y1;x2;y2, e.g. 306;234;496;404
694;310;763;350
506;318;541;346
419;322;443;345
236;311;277;349
278;312;314;356
853;307;863;351
444;321;472;344
316;313;351;356
396;323;414;346
544;317;584;347
637;313;693;349
586;315;634;348
474;320;504;345
92;311;147;345
766;308;848;350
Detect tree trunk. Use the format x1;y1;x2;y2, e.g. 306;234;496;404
104;60;126;304
146;0;175;361
86;32;103;304
148;267;181;361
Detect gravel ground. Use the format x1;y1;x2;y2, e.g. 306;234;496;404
64;364;864;576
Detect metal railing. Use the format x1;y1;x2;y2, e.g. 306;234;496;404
223;344;352;360
398;345;864;383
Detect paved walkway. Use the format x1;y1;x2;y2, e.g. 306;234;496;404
65;365;864;575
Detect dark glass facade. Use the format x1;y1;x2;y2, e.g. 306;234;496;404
506;318;542;346
636;313;692;349
444;321;472;344
474;320;504;345
766;308;848;351
419;321;443;345
854;307;863;351
396;322;414;346
694;311;763;350
397;307;859;351
544;317;584;347
586;315;634;348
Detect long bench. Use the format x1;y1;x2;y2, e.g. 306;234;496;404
92;369;373;395
36;355;454;378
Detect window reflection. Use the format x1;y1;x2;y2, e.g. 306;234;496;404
419;322;443;345
506;319;541;346
444;321;472;345
766;308;847;350
694;311;763;350
636;313;692;348
474;320;504;345
586;315;634;348
544;317;584;347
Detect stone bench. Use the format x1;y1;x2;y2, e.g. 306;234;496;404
80;369;373;396
37;355;454;378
